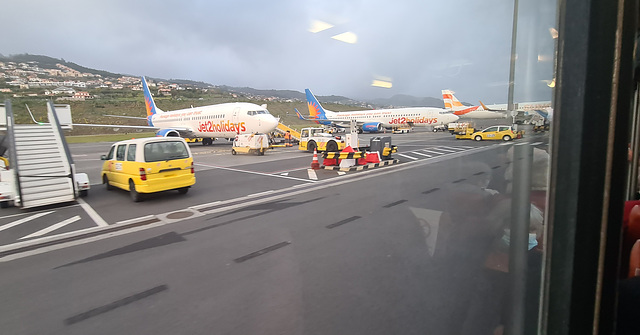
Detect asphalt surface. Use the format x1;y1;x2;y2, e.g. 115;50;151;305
0;128;550;334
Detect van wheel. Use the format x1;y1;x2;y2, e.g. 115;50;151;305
178;187;189;195
474;135;482;141
103;175;113;190
129;180;142;202
79;190;88;197
232;149;237;155
0;201;8;208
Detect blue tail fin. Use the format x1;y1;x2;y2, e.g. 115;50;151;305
142;77;163;123
305;89;332;125
294;108;305;120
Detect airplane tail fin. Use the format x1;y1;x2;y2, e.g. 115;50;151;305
142;77;164;122
294;108;308;120
305;89;329;122
442;90;465;111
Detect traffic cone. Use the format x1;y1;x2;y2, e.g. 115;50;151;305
311;149;320;170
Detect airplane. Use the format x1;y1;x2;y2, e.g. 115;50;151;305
442;89;553;121
30;77;280;145
441;90;509;119
295;89;459;133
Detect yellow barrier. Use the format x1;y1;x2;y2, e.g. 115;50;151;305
323;151;364;159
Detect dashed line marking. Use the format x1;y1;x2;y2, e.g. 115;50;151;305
432;147;456;153
326;216;361;229
234;241;291;263
20;216;81;240
412;152;433;158
307;169;318;180
438;146;467;151
397;153;419;160
422;149;446;155
64;285;168;325
0;212;54;233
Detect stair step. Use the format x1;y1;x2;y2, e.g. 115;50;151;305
21;194;76;209
20;177;73;188
21;182;75;196
18;157;66;166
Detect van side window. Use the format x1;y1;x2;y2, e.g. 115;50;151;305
116;145;126;161
106;146;115;160
126;144;136;161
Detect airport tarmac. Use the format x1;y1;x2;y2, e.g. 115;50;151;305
0;128;549;335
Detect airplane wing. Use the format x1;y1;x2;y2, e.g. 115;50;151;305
294;109;365;127
65;123;197;137
103;114;148;120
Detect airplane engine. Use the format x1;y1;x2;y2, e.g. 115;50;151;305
362;122;382;132
156;129;181;137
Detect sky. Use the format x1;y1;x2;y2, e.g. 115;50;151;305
2;0;556;103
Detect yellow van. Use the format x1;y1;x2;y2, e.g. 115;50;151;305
101;137;195;202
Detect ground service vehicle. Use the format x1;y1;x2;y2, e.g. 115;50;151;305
232;133;271;155
392;126;412;134
101;137;195;202
298;127;347;152
470;125;517;141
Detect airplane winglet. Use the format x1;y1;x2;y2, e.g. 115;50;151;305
479;101;490;110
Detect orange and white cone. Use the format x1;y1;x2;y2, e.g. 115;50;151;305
311;149;320;170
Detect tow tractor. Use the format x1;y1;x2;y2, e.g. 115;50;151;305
298;127;347;152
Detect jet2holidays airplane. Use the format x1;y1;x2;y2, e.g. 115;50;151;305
42;77;280;145
295;89;459;133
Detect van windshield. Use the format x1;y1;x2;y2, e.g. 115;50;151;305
144;141;189;162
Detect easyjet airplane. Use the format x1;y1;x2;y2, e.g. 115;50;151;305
42;77;280;145
295;89;458;132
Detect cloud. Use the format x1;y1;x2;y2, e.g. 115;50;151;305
2;0;556;103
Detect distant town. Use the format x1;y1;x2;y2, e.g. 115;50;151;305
0;59;305;104
0;55;444;108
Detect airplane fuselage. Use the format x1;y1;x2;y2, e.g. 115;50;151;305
150;102;279;138
326;107;459;127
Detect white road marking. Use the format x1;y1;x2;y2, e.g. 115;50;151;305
337;171;347;175
280;172;289;176
247;190;275;197
0;212;54;233
438;146;467;151
500;142;513;146
196;163;316;183
432;147;456;153
532;142;543;146
20;216;81;240
397;153;419;160
422;150;446;155
307;169;318;180
457;146;474;149
77;198;109;227
412;152;433;158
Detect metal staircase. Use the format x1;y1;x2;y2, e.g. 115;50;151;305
5;100;77;208
275;123;300;141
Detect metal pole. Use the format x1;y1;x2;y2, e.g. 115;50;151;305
508;0;520;119
506;142;533;335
